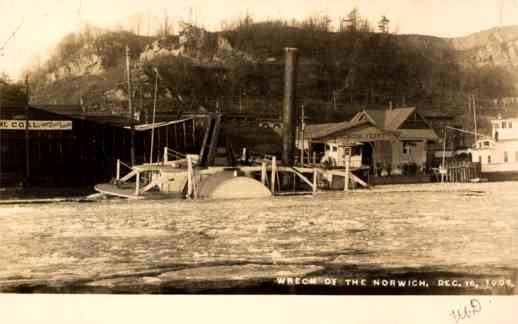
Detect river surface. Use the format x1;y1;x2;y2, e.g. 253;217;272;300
0;182;517;294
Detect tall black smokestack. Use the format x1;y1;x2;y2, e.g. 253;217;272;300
282;47;298;166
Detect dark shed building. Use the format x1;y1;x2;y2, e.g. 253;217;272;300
0;104;133;187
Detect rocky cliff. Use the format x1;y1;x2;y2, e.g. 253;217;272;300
449;26;518;68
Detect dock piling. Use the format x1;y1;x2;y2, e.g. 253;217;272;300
116;159;121;181
271;156;277;194
261;161;267;185
312;168;317;194
135;170;140;196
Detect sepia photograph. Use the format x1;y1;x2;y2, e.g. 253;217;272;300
1;0;518;311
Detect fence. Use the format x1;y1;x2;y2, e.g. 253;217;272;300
444;162;481;183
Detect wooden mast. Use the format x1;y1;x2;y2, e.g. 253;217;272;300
126;46;135;165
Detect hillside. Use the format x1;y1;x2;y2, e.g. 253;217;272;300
28;23;518;124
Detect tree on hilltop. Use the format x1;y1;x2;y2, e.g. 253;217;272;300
378;15;390;33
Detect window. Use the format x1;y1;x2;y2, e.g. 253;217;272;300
494;123;500;129
332;146;337;152
510;121;513;128
502;121;507;129
488;155;492;164
403;143;409;154
325;144;330;151
478;156;482;164
504;151;509;163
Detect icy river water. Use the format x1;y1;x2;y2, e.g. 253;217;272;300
0;182;517;294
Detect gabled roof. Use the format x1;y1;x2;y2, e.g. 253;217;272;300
351;107;439;141
384;107;416;130
352;107;417;130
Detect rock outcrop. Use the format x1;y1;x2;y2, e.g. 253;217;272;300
449;26;518;68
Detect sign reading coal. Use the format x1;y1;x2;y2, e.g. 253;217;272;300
0;120;73;130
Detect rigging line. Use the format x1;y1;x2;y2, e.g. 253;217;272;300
0;19;25;55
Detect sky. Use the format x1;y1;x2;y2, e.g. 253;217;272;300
1;0;518;80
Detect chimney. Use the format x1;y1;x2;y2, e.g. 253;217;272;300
282;47;298;166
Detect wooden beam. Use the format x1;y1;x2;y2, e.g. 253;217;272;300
271;156;277;194
187;155;193;199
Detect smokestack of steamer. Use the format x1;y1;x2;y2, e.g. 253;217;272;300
282;47;298;166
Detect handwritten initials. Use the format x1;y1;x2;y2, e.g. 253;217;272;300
450;299;482;323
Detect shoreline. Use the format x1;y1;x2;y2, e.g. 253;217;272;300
0;181;514;204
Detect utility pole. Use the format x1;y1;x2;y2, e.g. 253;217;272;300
300;104;305;167
126;46;135;165
472;93;478;143
150;68;159;163
441;128;447;183
24;74;30;183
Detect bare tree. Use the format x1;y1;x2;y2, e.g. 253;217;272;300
157;9;174;37
378;15;390;33
344;7;360;32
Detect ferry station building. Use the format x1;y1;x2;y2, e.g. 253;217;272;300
301;107;439;176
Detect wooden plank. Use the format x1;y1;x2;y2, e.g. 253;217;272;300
329;170;369;188
94;183;145;200
350;173;369;188
290;167;314;190
275;191;314;196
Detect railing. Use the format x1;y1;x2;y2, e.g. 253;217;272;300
116;159;133;182
163;146;186;163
